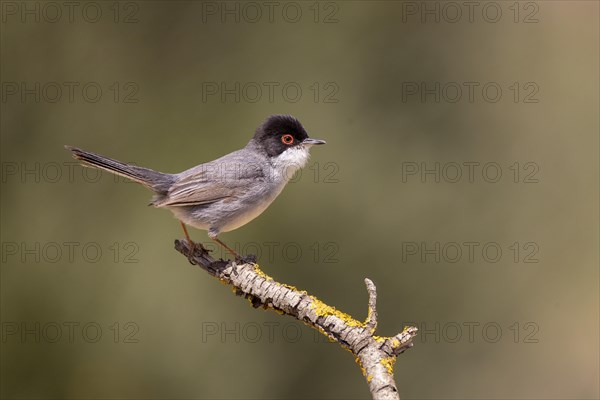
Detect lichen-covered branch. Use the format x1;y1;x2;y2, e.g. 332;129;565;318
174;239;418;400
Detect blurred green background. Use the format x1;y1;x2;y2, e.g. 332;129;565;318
1;1;598;399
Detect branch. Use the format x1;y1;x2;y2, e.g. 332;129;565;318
175;239;418;400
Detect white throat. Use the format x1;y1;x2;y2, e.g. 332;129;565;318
270;145;311;182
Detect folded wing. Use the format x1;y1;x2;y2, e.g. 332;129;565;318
153;150;265;207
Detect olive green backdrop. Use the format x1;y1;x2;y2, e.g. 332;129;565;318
1;1;598;399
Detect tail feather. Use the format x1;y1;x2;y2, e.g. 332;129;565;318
65;145;174;194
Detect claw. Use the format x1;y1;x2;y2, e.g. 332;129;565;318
187;241;197;265
236;254;257;264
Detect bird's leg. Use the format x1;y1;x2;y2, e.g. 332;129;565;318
213;238;257;264
180;221;198;265
212;237;240;259
208;230;255;264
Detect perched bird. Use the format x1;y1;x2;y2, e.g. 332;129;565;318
65;115;326;260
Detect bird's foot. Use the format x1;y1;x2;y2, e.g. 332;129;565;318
186;241;198;265
235;253;257;264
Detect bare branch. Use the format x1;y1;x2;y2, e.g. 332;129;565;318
175;239;418;400
364;278;378;332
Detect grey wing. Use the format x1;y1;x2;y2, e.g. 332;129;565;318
153;150;265;207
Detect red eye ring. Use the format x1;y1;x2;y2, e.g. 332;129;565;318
281;134;294;145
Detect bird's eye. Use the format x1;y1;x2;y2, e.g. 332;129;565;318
281;134;294;145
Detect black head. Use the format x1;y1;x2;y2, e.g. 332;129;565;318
249;115;325;157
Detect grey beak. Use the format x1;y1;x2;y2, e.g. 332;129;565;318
303;138;326;145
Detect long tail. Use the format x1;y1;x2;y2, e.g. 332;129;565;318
65;145;174;194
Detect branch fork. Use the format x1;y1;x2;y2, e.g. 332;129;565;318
175;239;417;400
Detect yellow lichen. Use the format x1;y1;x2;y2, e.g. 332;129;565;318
226;265;371;355
252;264;273;281
219;277;230;286
282;283;300;291
380;357;396;374
373;335;386;343
355;356;367;377
309;296;363;327
367;375;373;382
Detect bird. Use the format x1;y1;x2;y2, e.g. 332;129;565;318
65;115;326;261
